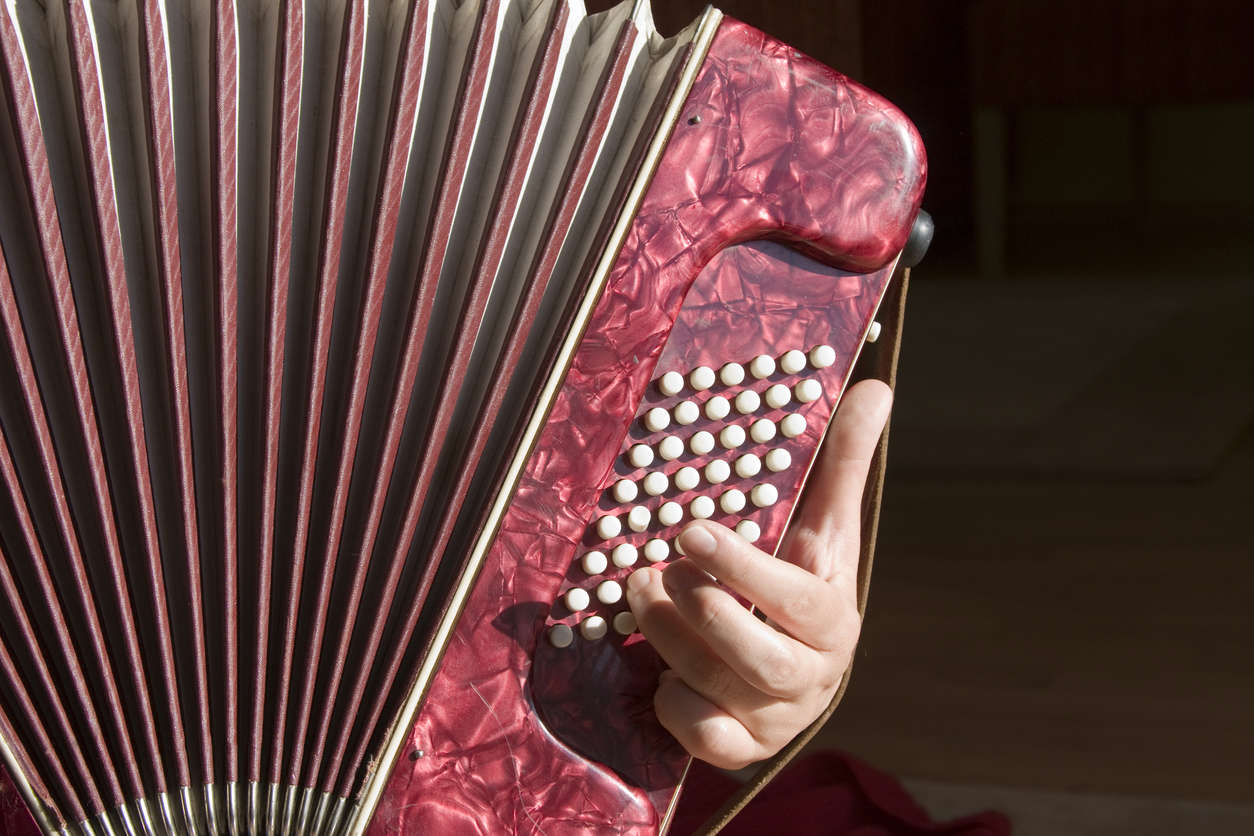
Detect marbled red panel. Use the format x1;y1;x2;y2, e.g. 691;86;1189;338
369;16;924;836
0;770;38;836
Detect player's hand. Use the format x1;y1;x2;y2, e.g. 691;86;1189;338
625;379;891;769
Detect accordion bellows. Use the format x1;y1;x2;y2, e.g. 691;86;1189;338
0;0;925;834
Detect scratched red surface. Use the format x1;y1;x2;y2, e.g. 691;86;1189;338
368;17;925;836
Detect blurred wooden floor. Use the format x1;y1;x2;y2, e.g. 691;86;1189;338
811;278;1254;806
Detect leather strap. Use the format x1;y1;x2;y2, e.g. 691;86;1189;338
689;266;912;835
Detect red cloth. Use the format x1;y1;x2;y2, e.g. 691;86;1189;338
671;752;1012;835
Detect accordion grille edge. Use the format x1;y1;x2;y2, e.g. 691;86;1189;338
0;0;926;834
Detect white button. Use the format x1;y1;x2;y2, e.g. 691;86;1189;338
690;430;715;455
690;495;715;519
719;362;745;386
564;587;591;612
596;580;624;605
673;400;700;425
658;435;684;461
642;471;668;496
780;414;807;438
704;459;731;484
704;396;731;421
580;616;608;640
644;538;670;562
720;488;746;514
658;371;684;396
764;383;791;409
750;354;776;379
719;425;746;449
643;407;670;432
582;550;608;575
613;611;638;635
735;453;762;478
674;467;700;491
658;501;683;526
780;350;806;374
612;543;639;567
626;507;651;533
765;449;792;472
611;478;637;503
736;520;761;543
809;344;836;369
549;623;574;648
628;444;654;468
689;366;715;391
751;483;779;508
735;390;760;414
750;418;776;443
795;379;822;403
866;321;882;344
596;515;621;539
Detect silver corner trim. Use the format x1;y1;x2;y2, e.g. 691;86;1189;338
265;784;281;836
310;792;333;836
246;782;261;836
280;786;298;836
114;801;141;836
136;797;161;836
156;792;181;834
93;809;121;836
76;818;99;836
178;785;202;834
203;783;224;835
294;787;314;836
325;798;349;836
225;781;242;836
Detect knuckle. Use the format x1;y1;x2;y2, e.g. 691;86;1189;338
754;646;805;696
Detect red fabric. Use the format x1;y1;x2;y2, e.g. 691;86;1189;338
672;753;1012;836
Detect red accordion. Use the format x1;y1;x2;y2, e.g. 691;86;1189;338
0;0;926;833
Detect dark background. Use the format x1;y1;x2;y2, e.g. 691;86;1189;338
605;1;1254;831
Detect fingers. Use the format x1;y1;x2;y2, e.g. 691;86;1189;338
783;378;892;583
652;671;767;771
659;559;823;698
673;523;854;653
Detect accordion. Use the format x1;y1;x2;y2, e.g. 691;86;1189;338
0;0;927;833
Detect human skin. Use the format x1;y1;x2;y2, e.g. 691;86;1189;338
625;379;892;769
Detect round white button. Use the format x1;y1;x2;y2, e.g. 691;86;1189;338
564;587;590;612
549;623;574;648
736;520;761;543
765;448;792;472
658;371;685;396
735;389;761;414
780;414;807;438
719;425;746;449
750;354;776;379
690;430;715;455
596;515;621;539
644;538;670;562
658;435;684;461
750;418;776;443
613;611;638;635
719;362;745;386
704;395;731;421
809;344;836;369
582;550;608;575
658;501;683;527
795;379;822;403
596;580;624;605
866;321;883;344
751;483;779;508
612;478;637;503
780;349;806;375
674;467;700;492
642;471;668;496
643;407;670;432
689;366;715;391
612;543;639;567
765;383;791;409
690;495;715;519
628;444;654;468
735;453;762;478
720;488;746;514
580;616;608;640
704;459;731;484
627;507;650;533
673;400;700;425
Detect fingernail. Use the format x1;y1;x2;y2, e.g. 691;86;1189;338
678;524;717;558
627;568;652;593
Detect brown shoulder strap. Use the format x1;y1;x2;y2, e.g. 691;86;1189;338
689;267;912;835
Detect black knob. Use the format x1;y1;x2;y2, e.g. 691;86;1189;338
900;209;933;268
